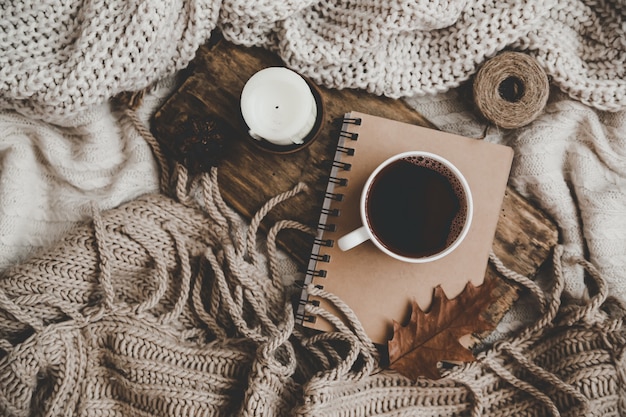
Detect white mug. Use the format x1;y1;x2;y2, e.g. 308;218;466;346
337;151;473;263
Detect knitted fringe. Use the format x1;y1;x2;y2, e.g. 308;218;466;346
0;102;624;417
0;166;310;417
298;247;626;417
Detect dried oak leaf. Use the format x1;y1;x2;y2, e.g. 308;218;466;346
388;281;497;380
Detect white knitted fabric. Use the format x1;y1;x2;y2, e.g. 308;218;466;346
0;0;219;270
2;1;624;122
220;0;626;112
0;82;169;271
0;0;219;125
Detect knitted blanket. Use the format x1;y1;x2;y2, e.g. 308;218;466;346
1;2;626;415
2;0;624;122
0;158;624;416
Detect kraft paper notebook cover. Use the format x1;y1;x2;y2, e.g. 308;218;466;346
296;111;514;344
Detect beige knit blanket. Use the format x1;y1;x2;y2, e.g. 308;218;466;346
1;2;626;415
0;150;624;415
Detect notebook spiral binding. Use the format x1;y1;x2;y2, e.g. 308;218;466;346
295;115;361;325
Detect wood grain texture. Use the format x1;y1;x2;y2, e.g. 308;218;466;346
153;36;435;265
482;187;558;333
152;34;558;330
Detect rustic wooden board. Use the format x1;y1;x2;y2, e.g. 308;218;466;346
152;35;559;330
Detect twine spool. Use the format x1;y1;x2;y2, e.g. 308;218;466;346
473;52;549;129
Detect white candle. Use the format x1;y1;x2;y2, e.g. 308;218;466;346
240;67;317;146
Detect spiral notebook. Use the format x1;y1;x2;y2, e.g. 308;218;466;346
296;111;514;344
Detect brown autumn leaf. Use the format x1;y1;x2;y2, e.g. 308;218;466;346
387;280;498;380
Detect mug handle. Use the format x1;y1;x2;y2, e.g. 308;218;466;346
337;226;370;251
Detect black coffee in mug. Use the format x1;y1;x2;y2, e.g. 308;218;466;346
365;155;468;259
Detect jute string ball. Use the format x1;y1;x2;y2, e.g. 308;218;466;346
473;52;550;129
